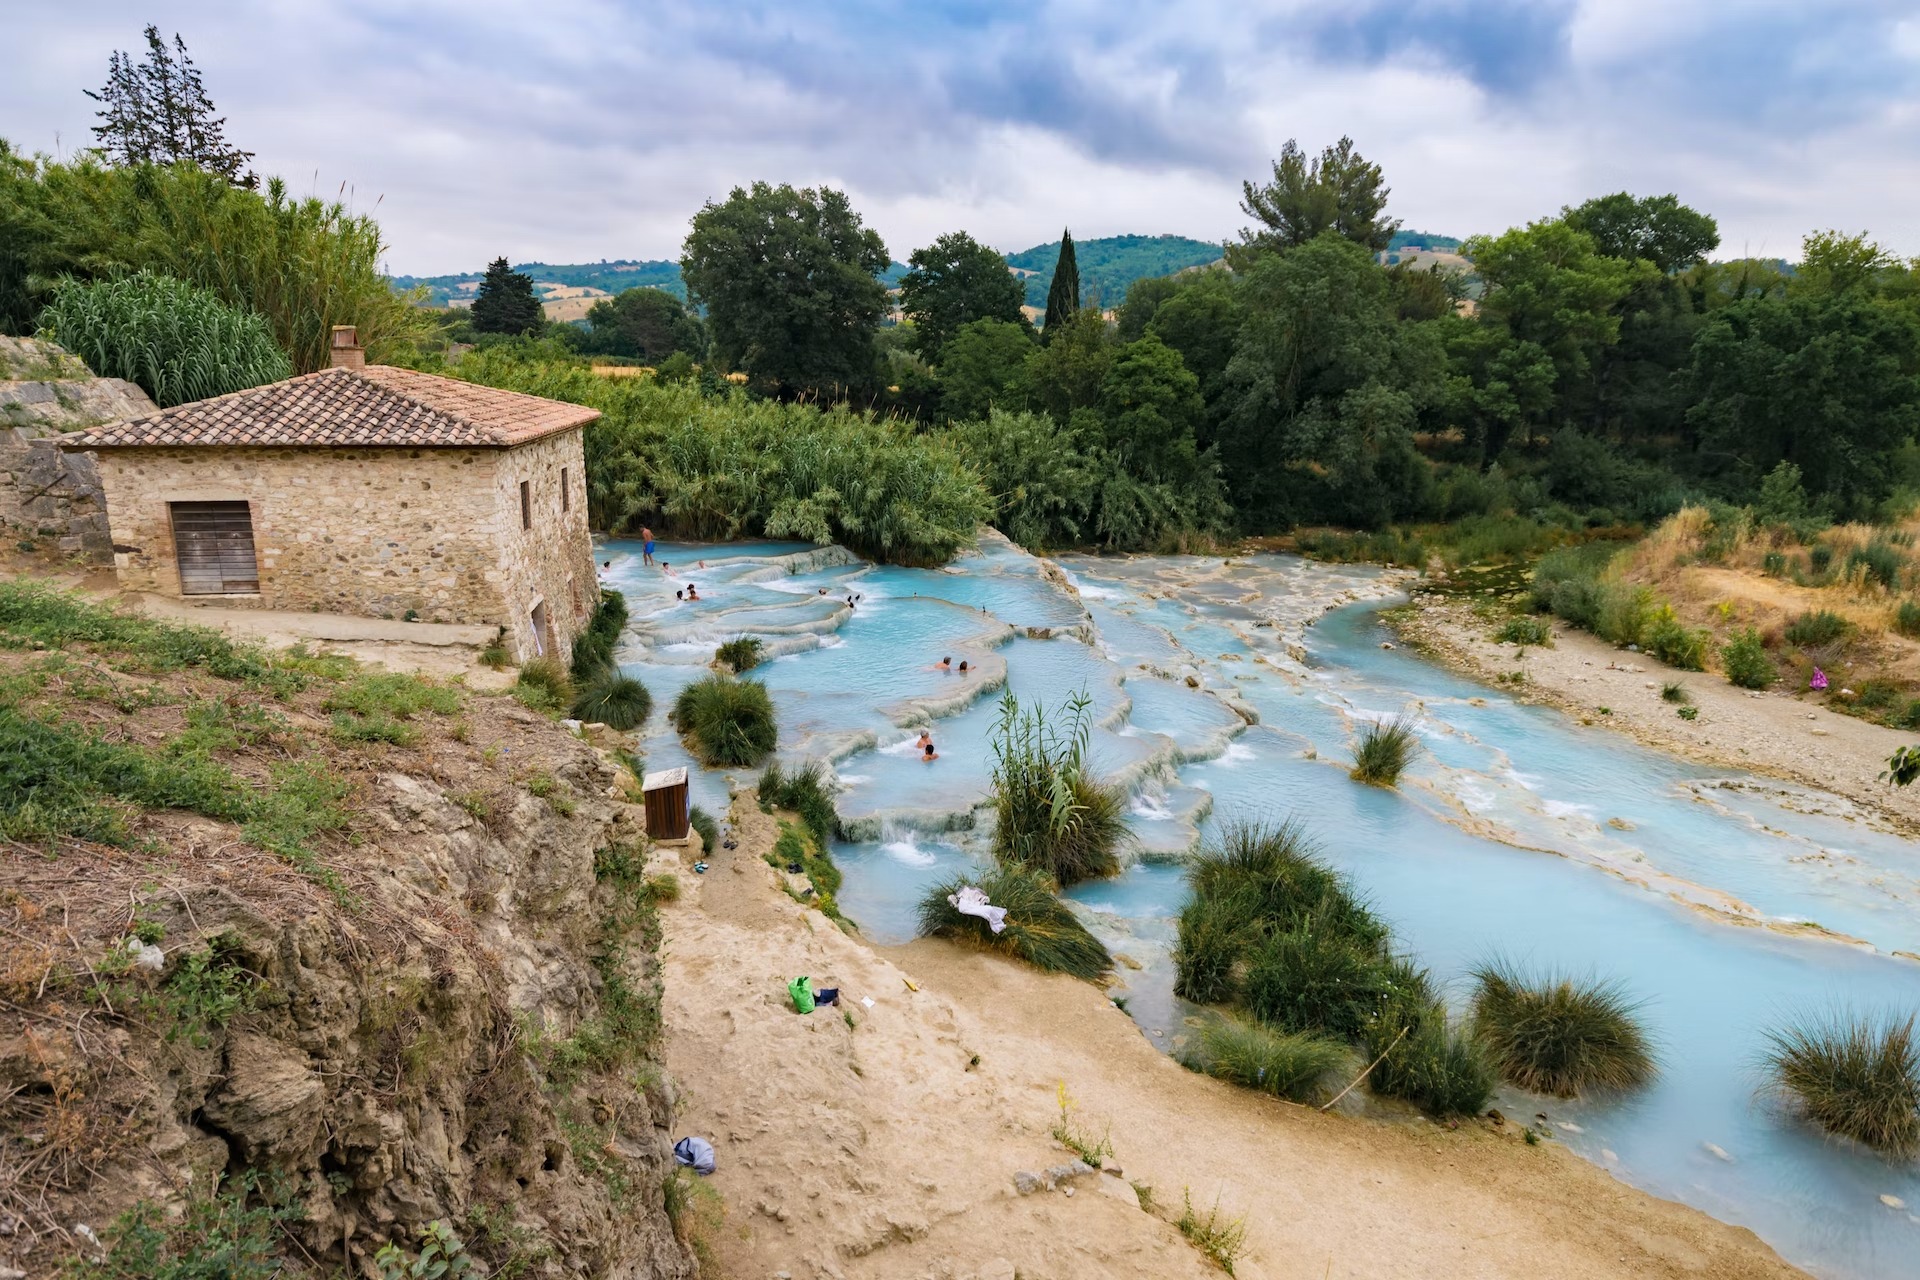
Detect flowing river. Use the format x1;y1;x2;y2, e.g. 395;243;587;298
605;534;1920;1279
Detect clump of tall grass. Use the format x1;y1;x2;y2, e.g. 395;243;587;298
569;589;629;684
1764;1012;1920;1156
512;657;573;716
1496;616;1551;646
1720;627;1777;690
1895;601;1920;640
988;689;1128;886
37;271;292;407
757;758;838;850
1349;715;1419;787
1176;1190;1248;1275
1364;1006;1497;1118
688;805;719;853
672;674;777;767
571;672;652;730
1784;610;1852;649
715;636;764;673
1182;1015;1354;1104
916;862;1110;980
1660;681;1692;704
1470;961;1656;1097
1847;542;1904;590
1644;605;1709;671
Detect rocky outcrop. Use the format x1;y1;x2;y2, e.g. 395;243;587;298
1;707;695;1279
0;335;155;561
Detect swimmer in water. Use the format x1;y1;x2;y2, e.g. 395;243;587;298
640;527;654;566
686;583;700;602
958;660;970;675
675;589;684;601
933;656;952;672
922;742;938;762
915;730;934;751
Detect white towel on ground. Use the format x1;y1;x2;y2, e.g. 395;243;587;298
949;885;1008;934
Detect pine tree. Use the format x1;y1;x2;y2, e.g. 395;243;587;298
470;258;544;335
1043;229;1080;339
86;26;255;186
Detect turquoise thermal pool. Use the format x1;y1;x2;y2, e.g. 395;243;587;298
606;533;1920;1280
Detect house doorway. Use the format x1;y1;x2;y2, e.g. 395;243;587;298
529;600;551;657
169;501;260;595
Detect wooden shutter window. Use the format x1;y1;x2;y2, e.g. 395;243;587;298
170;501;260;595
519;480;532;530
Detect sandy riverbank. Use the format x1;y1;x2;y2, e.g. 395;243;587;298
1388;594;1920;837
655;797;1800;1280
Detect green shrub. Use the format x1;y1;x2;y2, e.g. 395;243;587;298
1661;681;1691;704
1173;892;1253;1005
570;589;629;683
323;672;461;741
1783;610;1852;648
1764;1012;1919;1155
1847;542;1904;590
571;672;652;730
1720;628;1777;689
1366;1008;1497;1118
1677;705;1700;721
1896;601;1920;639
1349;716;1419;787
37;271;292;407
988;689;1128;886
916;862;1110;980
1810;544;1835;575
757;758;838;849
1496;616;1551;646
62;1171;300;1280
1182;1015;1354;1103
1762;551;1788;576
715;636;764;673
1240;926;1399;1040
672;674;777;766
1643;606;1708;671
770;820;845;921
1470;961;1656;1097
512;657;574;715
688;805;719;853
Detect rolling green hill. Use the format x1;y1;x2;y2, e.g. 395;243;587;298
1003;234;1223;308
391;259;908;308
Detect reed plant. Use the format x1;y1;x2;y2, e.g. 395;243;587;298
715;636;764;673
1470;961;1656;1097
1784;610;1852;649
1763;1011;1920;1156
571;672;652;730
1183;1015;1354;1104
569;589;629;684
987;689;1128;886
512;658;573;717
757;758;838;850
1349;715;1420;787
915;862;1110;980
38;271;291;406
672;674;777;767
1365;1006;1497;1119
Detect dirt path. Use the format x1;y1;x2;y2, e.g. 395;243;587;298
657;797;1801;1280
1391;596;1920;838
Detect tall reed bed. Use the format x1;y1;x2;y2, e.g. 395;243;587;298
456;352;992;567
672;674;776;767
1470;961;1656;1097
38;272;291;406
987;689;1128;887
757;758;837;850
567;590;650;730
1171;821;1493;1118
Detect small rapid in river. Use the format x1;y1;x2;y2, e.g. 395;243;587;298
606;533;1920;1280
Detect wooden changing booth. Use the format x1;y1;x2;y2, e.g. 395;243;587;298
642;766;690;841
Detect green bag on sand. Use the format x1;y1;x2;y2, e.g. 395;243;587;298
787;977;815;1014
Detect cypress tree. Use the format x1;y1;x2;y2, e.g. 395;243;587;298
1043;228;1080;339
470;257;544;336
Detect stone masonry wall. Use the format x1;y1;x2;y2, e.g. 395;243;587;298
90;431;596;660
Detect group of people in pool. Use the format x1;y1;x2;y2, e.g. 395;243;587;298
635;528;710;603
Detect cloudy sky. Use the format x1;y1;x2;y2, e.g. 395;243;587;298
7;1;1920;275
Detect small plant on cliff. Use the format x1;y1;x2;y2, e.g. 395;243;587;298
1720;628;1777;690
1176;1189;1248;1276
1050;1081;1113;1167
61;1170;300;1280
374;1220;476;1280
688;805;719;852
1470;960;1657;1097
1763;1011;1920;1156
512;657;573;715
916;861;1110;980
987;688;1128;887
571;671;652;730
479;627;511;670
1349;714;1419;787
672;673;777;766
716;635;765;673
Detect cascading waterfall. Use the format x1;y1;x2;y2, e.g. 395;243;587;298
607;532;1920;1280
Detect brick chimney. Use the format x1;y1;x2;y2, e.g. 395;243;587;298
329;325;365;369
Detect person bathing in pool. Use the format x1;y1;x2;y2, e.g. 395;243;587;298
915;729;934;751
641;526;655;566
932;656;952;672
922;742;938;763
957;660;970;675
686;582;700;602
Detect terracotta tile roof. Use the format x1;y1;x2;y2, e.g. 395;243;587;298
59;365;600;450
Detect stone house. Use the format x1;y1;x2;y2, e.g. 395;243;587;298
60;328;601;663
